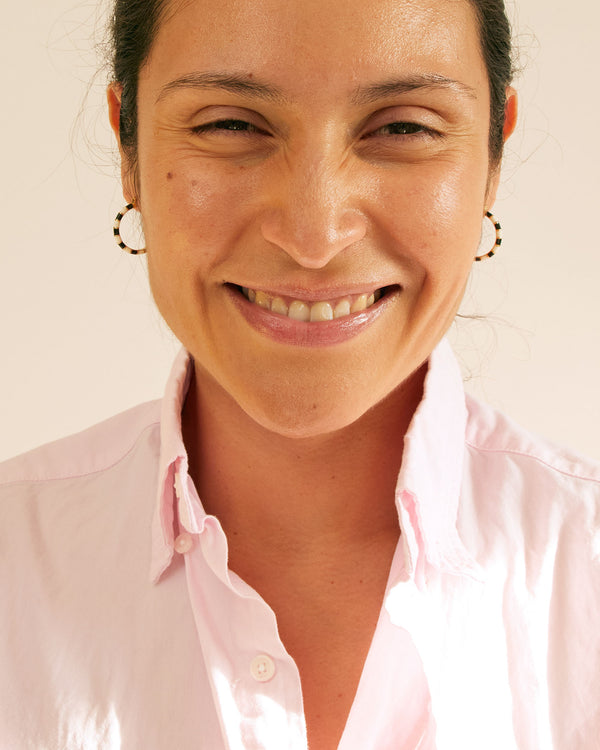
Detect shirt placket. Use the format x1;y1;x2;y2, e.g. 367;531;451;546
174;473;308;750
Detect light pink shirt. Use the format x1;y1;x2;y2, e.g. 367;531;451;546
1;339;599;749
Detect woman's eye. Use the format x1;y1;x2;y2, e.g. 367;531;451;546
358;118;444;158
374;122;430;136
192;119;262;134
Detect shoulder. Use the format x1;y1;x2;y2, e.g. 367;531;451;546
0;400;162;489
461;394;600;580
461;399;600;744
462;395;600;559
464;393;600;489
0;400;163;607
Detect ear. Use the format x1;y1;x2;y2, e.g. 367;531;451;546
107;83;138;205
485;86;518;208
502;86;518;142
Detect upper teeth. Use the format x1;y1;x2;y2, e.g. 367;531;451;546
241;288;382;321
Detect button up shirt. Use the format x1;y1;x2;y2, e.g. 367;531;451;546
1;340;599;749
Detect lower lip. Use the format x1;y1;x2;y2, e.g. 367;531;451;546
226;286;397;347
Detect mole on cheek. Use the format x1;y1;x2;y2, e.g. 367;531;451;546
166;172;174;180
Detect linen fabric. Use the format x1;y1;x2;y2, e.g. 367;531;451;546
1;339;599;750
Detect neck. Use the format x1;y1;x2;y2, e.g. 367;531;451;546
182;363;426;556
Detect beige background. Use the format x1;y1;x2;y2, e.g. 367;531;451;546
1;0;599;461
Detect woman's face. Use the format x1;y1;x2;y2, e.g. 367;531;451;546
111;0;511;437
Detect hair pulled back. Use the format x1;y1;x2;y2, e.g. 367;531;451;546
110;0;513;169
469;0;514;163
110;0;167;172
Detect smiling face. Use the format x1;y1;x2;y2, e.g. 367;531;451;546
110;0;511;437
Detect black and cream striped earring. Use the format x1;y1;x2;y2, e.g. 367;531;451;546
474;210;502;262
113;203;146;255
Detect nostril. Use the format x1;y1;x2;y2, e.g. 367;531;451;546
260;212;367;269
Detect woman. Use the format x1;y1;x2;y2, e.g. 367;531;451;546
1;0;598;748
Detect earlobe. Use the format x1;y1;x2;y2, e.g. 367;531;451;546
503;87;518;142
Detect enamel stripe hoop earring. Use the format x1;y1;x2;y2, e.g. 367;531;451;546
474;210;502;262
113;203;147;255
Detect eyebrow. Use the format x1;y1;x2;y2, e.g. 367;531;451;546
156;70;477;105
351;74;477;105
156;72;286;104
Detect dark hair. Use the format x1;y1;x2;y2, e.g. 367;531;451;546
110;0;513;170
469;0;514;164
110;0;170;175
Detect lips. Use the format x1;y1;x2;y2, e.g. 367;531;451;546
238;286;387;322
227;283;396;347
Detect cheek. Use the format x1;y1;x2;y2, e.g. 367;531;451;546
146;167;251;255
140;159;269;347
375;161;486;273
138;168;227;326
139;143;272;256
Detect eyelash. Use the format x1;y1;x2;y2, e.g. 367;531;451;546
191;118;440;140
371;122;433;137
192;119;264;135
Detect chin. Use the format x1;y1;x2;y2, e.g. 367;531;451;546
240;391;371;440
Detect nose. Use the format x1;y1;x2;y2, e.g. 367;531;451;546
260;158;367;269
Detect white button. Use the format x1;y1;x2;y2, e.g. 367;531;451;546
250;654;276;682
174;532;193;554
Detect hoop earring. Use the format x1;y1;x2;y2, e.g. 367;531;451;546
113;203;146;255
474;210;501;262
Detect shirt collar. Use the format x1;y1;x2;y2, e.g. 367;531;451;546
150;339;482;585
150;347;194;583
394;338;483;588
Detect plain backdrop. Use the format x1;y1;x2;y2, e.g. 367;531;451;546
1;0;599;461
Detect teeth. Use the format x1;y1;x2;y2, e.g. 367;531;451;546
254;290;270;309
310;301;333;322
271;297;289;316
241;286;384;322
350;294;369;313
333;299;351;318
288;300;311;321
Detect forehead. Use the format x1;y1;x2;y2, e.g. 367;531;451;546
144;0;485;98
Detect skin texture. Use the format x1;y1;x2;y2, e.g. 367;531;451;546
108;1;517;747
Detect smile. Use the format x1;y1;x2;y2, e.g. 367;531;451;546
239;286;385;322
227;283;397;347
